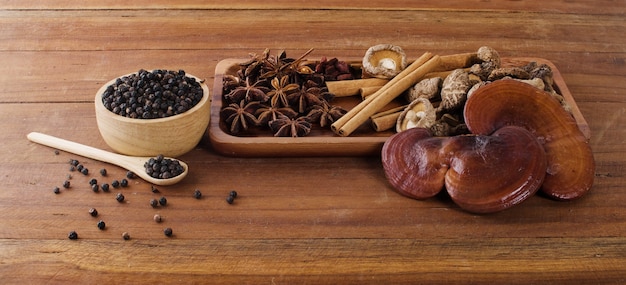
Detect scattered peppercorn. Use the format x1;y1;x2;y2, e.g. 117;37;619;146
120;178;128;187
67;174;72;180
153;214;162;223
101;69;203;119
100;168;107;176
229;190;238;198
101;183;110;192
89;208;98;217
226;195;235;204
151;185;160;193
163;227;173;237
150;198;159;208
193;189;202;199
91;184;99;192
62;180;70;189
158;196;167;206
116;193;125;202
89;178;98;185
81;168;89;175
77;164;84;172
68;231;78;240
69;166;75;172
69;159;79;166
54;150;60;155
111;180;120;188
144;155;185;179
53;186;60;194
97;220;106;230
122;232;130;240
126;171;136;179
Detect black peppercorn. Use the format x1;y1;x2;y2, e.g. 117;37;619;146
116;193;125;202
126;171;136;179
62;180;70;189
122;232;130;240
229;190;238;198
91;184;99;192
89;178;98;185
69;166;75;172
111;180;120;188
81;168;89;175
76;164;84;172
70;159;79;166
150;198;159;208
101;183;110;192
100;168;107;176
158;196;167;206
53;186;60;194
193;189;202;199
226;195;235;204
163;227;173;237
120;178;128;187
153;214;162;223
68;231;78;240
97;220;106;230
89;208;98;217
151;185;160;193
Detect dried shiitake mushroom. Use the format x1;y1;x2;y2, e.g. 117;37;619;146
395;98;436;132
362;44;408;79
464;79;595;200
382;126;547;213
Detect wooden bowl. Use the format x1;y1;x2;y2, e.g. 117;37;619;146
95;72;210;157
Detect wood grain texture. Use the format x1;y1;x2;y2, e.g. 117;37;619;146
1;1;625;284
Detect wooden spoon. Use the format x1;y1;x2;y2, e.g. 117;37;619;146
27;132;188;186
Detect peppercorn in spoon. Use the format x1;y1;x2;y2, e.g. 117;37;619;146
27;132;188;186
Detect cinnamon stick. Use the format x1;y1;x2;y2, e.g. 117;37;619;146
370;105;406;132
325;78;388;97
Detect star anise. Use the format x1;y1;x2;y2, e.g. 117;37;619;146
224;77;269;104
269;116;312;137
220;100;260;134
255;104;298;126
239;48;270;82
306;101;347;128
288;85;325;114
261;48;315;80
267;75;299;108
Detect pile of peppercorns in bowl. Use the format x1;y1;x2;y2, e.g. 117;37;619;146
95;69;210;157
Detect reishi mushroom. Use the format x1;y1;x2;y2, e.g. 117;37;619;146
381;126;547;213
464;79;595;200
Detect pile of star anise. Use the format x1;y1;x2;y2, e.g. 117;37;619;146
220;48;356;137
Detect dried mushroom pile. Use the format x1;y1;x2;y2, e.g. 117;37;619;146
398;46;571;137
220;48;355;137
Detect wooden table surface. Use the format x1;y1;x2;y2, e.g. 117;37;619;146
1;1;625;284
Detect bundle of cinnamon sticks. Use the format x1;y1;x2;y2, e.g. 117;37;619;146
328;52;478;137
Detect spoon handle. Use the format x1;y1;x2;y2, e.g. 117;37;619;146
27;132;127;165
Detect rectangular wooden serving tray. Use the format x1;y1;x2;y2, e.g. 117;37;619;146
208;57;590;157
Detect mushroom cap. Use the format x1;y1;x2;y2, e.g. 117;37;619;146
381;126;547;213
444;126;547;213
382;128;447;200
396;98;437;132
362;44;408;79
464;79;595;200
